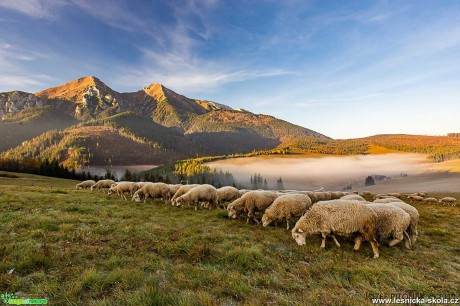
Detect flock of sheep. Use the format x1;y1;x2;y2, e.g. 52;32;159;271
76;179;457;259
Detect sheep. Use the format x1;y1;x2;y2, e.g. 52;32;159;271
408;195;424;203
388;193;401;198
132;182;170;203
90;179;116;192
108;182;136;200
129;182;150;197
361;191;372;196
341;194;366;202
262;193;312;229
305;191;331;203
175;184;218;210
171;184;199;205
227;191;279;224
439;197;457;206
415;192;428;197
217;186;240;208
291;200;380;258
367;203;412;249
374;194;389;199
330;191;347;199
388;202;419;246
168;184;183;197
238;189;251;197
373;197;403;204
422;197;438;204
76;180;96;189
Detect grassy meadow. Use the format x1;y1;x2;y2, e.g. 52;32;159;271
0;172;459;305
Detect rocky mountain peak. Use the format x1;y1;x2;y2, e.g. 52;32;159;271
0;91;45;120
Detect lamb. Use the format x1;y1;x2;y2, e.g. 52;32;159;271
108;182;136;200
439;197;457;206
422;197;438;204
132;182;170;203
291;200;380;258
76;180;96;189
341;194;366;202
388;202;419;245
217;186;240;208
262;193;312;229
373;197;403;204
171;184;199;205
367;203;412;249
90;179;116;192
175;184;218;210
227;190;279;224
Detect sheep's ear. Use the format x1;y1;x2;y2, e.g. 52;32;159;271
298;229;304;233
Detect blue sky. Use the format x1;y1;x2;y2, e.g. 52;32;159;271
0;0;459;138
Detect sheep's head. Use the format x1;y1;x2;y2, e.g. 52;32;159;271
90;185;95;191
292;228;307;245
133;193;142;203
175;197;185;207
261;214;272;227
107;187;115;195
227;204;239;219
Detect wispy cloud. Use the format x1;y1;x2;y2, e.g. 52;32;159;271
0;0;65;18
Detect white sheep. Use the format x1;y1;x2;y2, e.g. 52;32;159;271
367;203;412;249
292;200;380;258
168;184;183;197
373;197;403;204
76;180;96;189
171;184;200;205
90;179;116;192
129;182;150;197
108;182;136;200
341;194;366;202
408;195;424;203
388;202;419;246
238;189;251;197
361;191;372;196
262;193;312;229
422;197;438;204
227;190;279;224
439;197;457;206
132;182;170;203
388;193;401;198
217;186;240;208
175;184;218;210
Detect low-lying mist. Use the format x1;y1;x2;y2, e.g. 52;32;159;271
207;153;430;190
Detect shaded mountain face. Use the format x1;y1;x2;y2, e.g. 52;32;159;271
0;76;329;168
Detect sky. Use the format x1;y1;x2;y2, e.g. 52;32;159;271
0;0;459;139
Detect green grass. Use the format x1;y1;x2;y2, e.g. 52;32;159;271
0;172;459;305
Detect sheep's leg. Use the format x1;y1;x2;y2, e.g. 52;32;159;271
320;232;327;249
370;240;380;258
122;194;127;201
331;235;341;248
389;231;404;247
353;236;363;251
286;218;290;230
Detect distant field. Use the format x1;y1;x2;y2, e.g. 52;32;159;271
0;172;459;305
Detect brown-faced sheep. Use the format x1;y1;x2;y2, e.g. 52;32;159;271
262;193;312;229
388;202;419;246
132;182;170;203
175;184;218;210
217;186;240;208
341;194;366;202
171;184;199;205
367;203;412;249
76;180;96;189
291;200;380;258
227;191;279;224
90;179;116;192
439;197;457;206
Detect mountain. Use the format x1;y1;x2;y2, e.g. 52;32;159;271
0;76;328;168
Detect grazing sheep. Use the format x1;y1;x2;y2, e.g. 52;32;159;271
217;186;240;208
306;191;332;203
439;197;457;206
227;191;279;224
373;197;403;204
388;202;419;245
76;180;96;189
108;182;136;200
129;182;150;197
291;200;380;258
416;192;428;197
175;184;218;210
374;194;389;199
423;197;438;204
388;193;402;198
171;184;199;205
330;191;347;199
90;179;116;192
167;184;183;197
361;191;372;196
238;189;251;197
132;182;170;203
341;194;366;202
262;193;312;229
409;195;424;203
367;204;412;249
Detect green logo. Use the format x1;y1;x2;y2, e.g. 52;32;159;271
1;293;47;305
